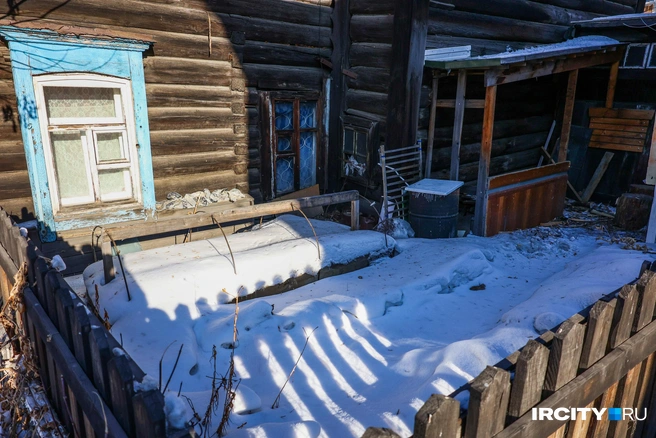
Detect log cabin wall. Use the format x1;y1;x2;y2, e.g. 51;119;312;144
420;0;643;188
0;0;332;223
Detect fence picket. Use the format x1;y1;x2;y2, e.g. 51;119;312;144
55;287;74;349
414;394;460;438
89;325;113;402
580;299;616;369
34;258;49;314
108;354;136;435
465;366;511;438
588;382;619;438
609;363;642;438
545;319;586;395
44;270;61;329
133;390;167;438
508;340;550;420
634;272;656;332
72;304;93;376
634;353;656;437
565;400;594;438
610;284;639;349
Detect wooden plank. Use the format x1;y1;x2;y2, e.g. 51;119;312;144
72;304;93;376
351;200;360;231
101;238;115;284
544;319;586;394
435;99;485;109
89;326;113;402
589;122;648;133
108;355;136;435
496;317;656;438
362;428;401;437
558;69;578;163
133;390;167;438
590;117;651;127
580;151;615;204
414;394;460;438
23;288;127;437
425;76;438;178
488;162;570;190
508;340;550;419
609;363;642;438
579;299;616;369
589;107;655;120
591;129;649;140
605;61;620;109
634;271;656;333
588;142;643;153
565;400;594;438
55;286;74;350
473;85;497;237
610;284;639;349
451;70;467;181
589;134;645;147
636;353;656;437
465;366;511;438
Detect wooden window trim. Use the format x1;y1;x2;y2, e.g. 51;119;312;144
341;115;380;187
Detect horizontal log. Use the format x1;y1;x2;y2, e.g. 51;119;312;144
0;196;34;222
149;30;240;62
433;148;542;182
148;107;243;131
350;15;395;44
349;42;392;69
243;64;324;91
0;170;31;199
146;84;237;107
350;0;395;14
446;0;601;26
106;190;359;240
530;0;634;15
152;150;248;178
423;115;553;145
346;89;388;117
346;66;390;93
0;140;24;154
149;129;246;155
218;14;331;47
243;41;330;67
143;57;233;86
428;8;569;43
0;152;27;172
154;170;248;199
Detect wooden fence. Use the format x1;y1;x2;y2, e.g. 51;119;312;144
0;207;174;438
364;261;656;438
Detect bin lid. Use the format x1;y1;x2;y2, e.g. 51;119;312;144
405;178;464;196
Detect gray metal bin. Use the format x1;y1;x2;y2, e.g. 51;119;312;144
405;179;463;238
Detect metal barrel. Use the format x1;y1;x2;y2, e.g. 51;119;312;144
408;189;459;238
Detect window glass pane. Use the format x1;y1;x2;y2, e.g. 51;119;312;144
649;46;656;68
51;131;91;200
300;102;317;129
344;128;355;154
277;135;292;152
44;86;118;119
300;132;316;189
276;157;294;195
625;45;647;67
98;169;130;197
356;131;368;156
275;101;293;130
96;132;125;162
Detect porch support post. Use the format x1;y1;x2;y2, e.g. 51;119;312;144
473;85;497;237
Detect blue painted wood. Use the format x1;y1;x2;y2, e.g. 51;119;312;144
0;27;154;240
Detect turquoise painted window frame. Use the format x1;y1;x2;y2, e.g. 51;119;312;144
0;27;155;242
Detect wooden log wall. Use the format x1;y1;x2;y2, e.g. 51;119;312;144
421;0;643;182
0;0;332;221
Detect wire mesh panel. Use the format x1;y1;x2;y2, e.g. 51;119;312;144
380;143;423;220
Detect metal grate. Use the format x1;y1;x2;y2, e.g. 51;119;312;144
380;143;423;220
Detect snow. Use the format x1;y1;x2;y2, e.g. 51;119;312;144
473;36;619;61
82;217;652;437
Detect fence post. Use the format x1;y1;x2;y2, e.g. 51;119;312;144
579;300;615;369
361;427;400;437
133;390;167;438
414;394;460;438
610;284;639;349
465;366;511;438
108;353;136;435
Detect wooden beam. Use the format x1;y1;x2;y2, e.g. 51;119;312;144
436;99;485;109
451;70;467;181
558;69;578;163
425;76;438;178
484;50;621;87
385;0;429;150
473;85;497;236
580;151;614;203
605;61;620;109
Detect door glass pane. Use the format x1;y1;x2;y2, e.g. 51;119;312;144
275;101;293;130
277;135;292;152
96;132;125;162
51;131;91;200
300;102;316;129
44;86;118;119
98;169;130;198
276;157;294;195
344;128;354;154
299;132;316;189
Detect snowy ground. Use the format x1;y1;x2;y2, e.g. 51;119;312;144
82;216;653;437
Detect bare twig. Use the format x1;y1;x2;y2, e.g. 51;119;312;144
211;214;238;275
291;204;321;260
158;341;177;392
271;326;319;409
163;344;184;394
105;232;132;301
217;292;240;436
